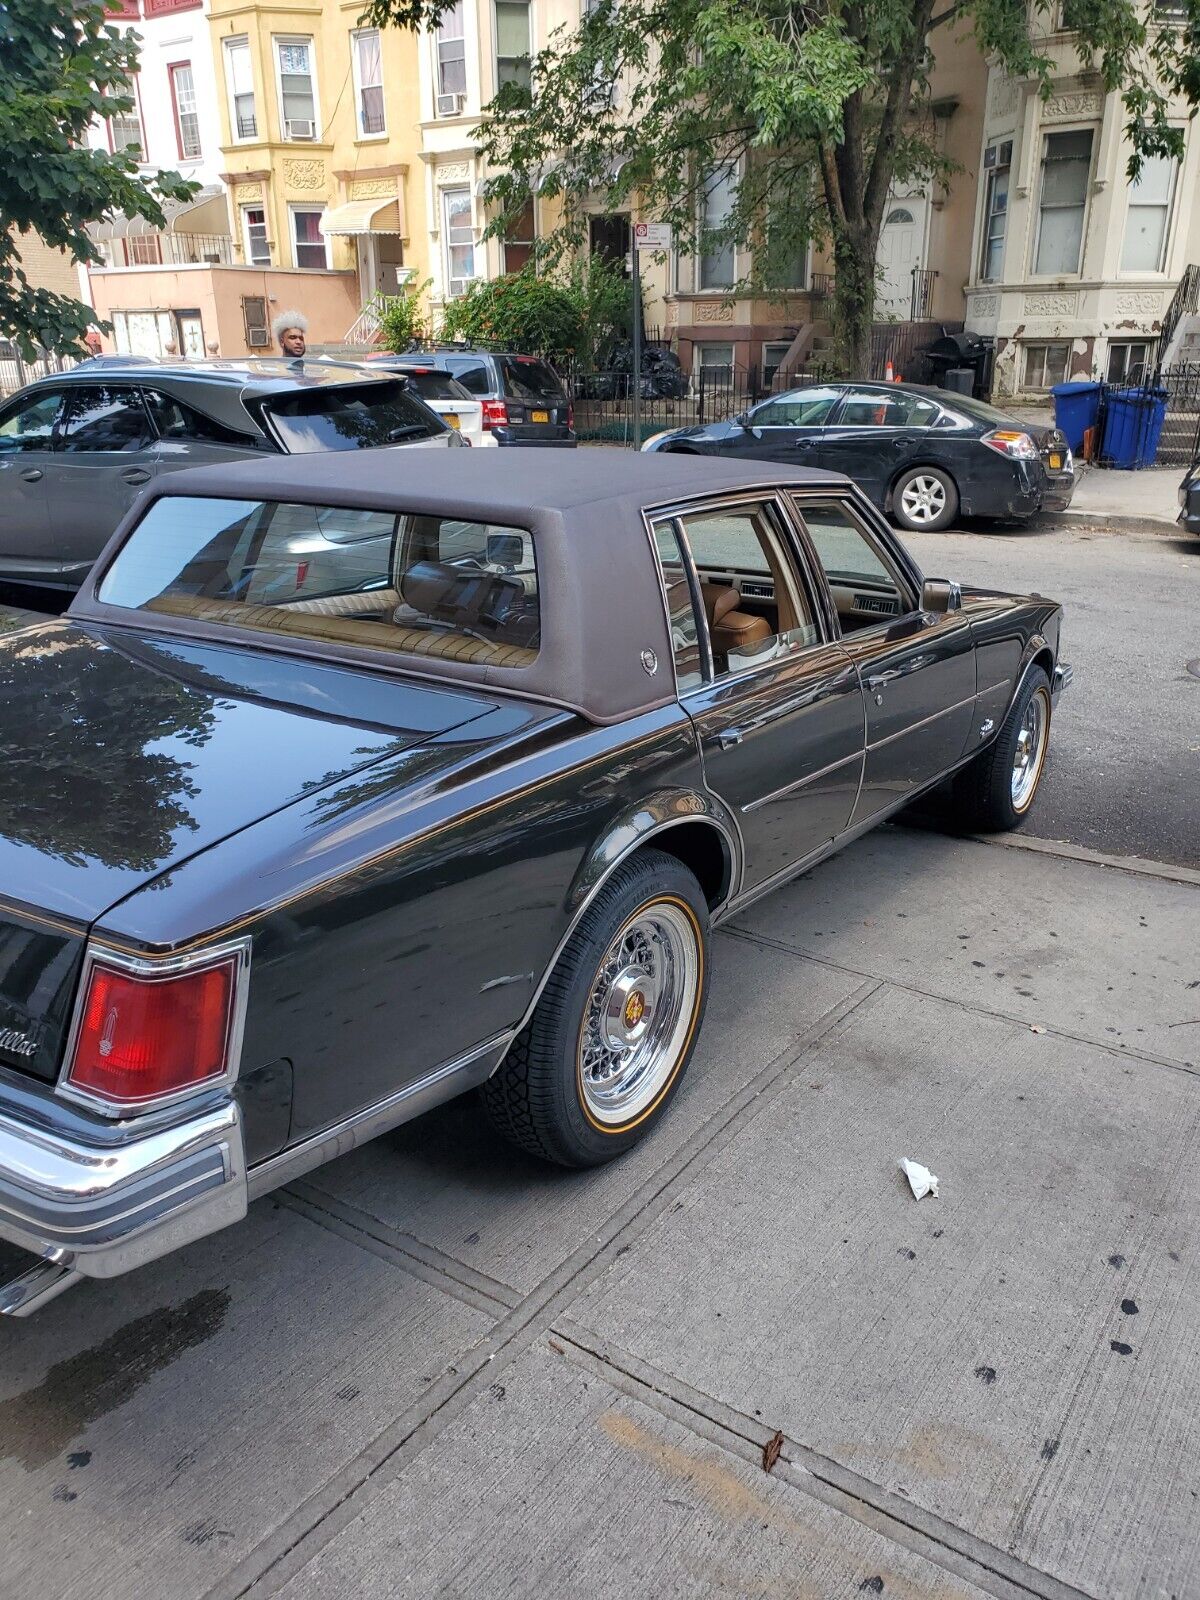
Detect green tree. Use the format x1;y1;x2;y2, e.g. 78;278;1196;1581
435;255;631;363
378;279;434;350
364;0;1200;375
0;0;196;358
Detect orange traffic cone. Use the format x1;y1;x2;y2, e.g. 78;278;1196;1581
885;359;895;383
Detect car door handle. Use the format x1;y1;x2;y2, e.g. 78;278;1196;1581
793;438;812;449
19;468;43;483
866;674;889;692
715;727;745;749
121;469;152;485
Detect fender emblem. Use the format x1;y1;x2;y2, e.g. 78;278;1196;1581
980;718;995;737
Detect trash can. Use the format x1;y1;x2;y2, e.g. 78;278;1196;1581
1050;381;1103;455
942;367;974;396
1099;386;1168;468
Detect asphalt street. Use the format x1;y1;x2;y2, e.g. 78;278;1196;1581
907;519;1200;868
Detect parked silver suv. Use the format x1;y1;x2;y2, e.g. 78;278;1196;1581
0;358;458;593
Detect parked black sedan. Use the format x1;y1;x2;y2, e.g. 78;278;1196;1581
0;450;1069;1316
643;380;1076;531
1178;461;1200;535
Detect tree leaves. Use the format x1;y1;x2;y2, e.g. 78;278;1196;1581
1;0;199;357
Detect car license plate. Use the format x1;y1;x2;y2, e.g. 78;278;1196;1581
532;409;549;423
1048;451;1061;469
445;413;461;429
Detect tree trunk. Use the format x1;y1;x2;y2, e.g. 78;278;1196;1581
830;224;877;378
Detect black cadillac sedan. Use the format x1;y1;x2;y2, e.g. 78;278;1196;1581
643;380;1076;532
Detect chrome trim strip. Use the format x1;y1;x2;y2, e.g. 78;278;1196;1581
978;678;1013;700
57;936;253;1119
865;690;978;754
0;1259;82;1318
246;1033;513;1200
741;749;864;814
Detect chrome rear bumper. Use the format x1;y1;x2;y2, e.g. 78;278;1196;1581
0;1096;246;1316
1052;661;1073;704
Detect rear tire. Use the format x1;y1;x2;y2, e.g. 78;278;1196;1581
954;666;1052;831
480;850;709;1167
892;467;959;532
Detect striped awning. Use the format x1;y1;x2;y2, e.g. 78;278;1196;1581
319;196;404;237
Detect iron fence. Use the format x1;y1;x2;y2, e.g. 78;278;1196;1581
1093;365;1200;468
0;349;79;399
566;363;832;444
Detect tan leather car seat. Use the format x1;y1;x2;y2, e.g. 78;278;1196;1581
701;582;773;660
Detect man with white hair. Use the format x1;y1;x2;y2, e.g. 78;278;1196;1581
272;310;308;359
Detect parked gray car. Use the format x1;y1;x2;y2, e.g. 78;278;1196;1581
0;358;459;593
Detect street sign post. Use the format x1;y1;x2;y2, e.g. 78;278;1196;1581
630;223;673;450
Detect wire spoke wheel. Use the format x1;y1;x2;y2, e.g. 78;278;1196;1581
1011;685;1050;812
576;899;700;1127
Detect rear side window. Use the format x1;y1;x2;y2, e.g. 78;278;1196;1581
399;371;474;401
442;359;492;395
97;496;540;666
58;385;154;453
0;390;65;452
499;356;564;400
263;381;446;453
143;389;263;448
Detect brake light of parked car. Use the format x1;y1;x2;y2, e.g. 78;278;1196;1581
62;945;247;1110
981;429;1038;460
481;399;509;429
567;402;574;429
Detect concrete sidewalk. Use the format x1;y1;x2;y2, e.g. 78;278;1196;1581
1;827;1197;1600
1050;464;1184;533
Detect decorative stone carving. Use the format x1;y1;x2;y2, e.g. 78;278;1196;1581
1112;291;1163;315
664;301;678;327
968;293;999;320
1024;291;1078;316
436;161;470;183
988;74;1018;119
349;178;396;200
1042;91;1103;123
235;181;263;201
694;301;734;322
282;158;324;190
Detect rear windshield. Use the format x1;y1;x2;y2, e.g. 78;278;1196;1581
97;496;540;667
442;359;492;395
499;357;564;401
400;371;474;402
263;381;446;452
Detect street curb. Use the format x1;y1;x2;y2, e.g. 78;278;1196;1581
1039;511;1186;537
963;828;1200;887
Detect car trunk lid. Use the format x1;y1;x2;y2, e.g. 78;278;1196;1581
0;620;494;1082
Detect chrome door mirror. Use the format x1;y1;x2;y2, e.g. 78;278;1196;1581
733;411;751;429
920;577;961;615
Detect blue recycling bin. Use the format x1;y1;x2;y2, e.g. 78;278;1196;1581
1099;386;1168;468
1050;381;1103;454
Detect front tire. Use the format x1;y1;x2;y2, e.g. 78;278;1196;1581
480;850;709;1167
955;666;1053;831
892;467;959;532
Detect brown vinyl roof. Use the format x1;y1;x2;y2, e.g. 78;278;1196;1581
75;448;850;724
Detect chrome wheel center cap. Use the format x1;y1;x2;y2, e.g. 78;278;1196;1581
603;967;653;1051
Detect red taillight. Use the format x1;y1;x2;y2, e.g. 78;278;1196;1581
567;402;575;429
65;954;240;1109
481;399;508;429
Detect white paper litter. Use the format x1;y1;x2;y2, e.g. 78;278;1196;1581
899;1157;939;1200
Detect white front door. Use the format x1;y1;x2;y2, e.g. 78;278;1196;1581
876;200;927;319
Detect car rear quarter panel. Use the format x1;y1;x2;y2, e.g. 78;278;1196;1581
963;590;1061;734
98;701;712;1141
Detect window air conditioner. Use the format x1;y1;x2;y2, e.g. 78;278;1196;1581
286;118;316;140
436;93;465;117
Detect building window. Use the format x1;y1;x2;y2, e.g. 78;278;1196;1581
224;37;257;140
1033;129;1093;276
168;63;201;160
126;234;162;266
242;205;270;265
695;342;735;383
1106;339;1155;383
762;341;792;387
442;186;476;295
290;206;328;269
275;38;318;139
108;108;143;156
242;296;271;349
352;29;386;136
1121;152;1177;273
495;0;531;94
1022;342;1070;390
436;0;467;106
979;139;1011;282
698;165;737;290
503;198;535;272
